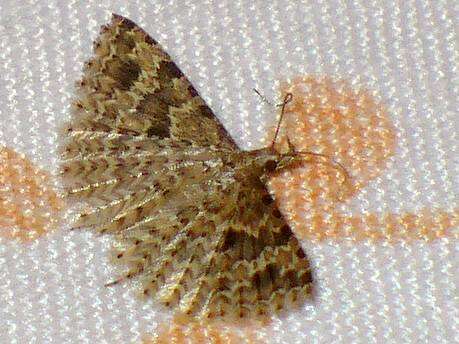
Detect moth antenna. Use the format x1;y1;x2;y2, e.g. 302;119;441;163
252;89;293;148
271;93;293;148
253;88;291;108
296;151;351;183
286;135;296;152
253;88;274;106
261;91;349;183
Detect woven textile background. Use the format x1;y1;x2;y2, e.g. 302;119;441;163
0;1;457;343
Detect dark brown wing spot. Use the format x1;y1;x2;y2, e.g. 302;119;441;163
119;60;141;89
113;14;158;45
284;270;297;287
266;264;279;282
217;276;230;291
180;218;190;226
220;229;267;261
113;30;137;54
93;40;101;50
277;224;293;244
188;85;199;97
144;34;158;45
221;229;238;251
158;60;183;80
300;270;313;284
113;14;136;29
264;160;278;172
137;93;171;138
296;247;306;259
272;208;282;219
198;105;214;118
261;194;274;205
253;273;261;289
105;58;141;90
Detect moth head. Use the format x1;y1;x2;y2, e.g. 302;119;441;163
262;154;295;174
262;92;349;181
260;151;349;196
265;149;350;186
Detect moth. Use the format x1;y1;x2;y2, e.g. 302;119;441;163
62;14;313;319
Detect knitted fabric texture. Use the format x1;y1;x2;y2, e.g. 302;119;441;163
0;1;457;343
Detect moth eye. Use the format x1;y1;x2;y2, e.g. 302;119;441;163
261;194;274;205
264;160;278;172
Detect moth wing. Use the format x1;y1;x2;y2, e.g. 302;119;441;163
189;177;313;318
65;13;237;154
62;14;311;320
115;165;313;319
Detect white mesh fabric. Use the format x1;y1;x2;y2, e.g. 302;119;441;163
0;1;457;343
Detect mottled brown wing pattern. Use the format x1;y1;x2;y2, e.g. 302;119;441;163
62;14;312;320
108;156;312;319
66;14;236;150
62;13;236;204
195;175;312;319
